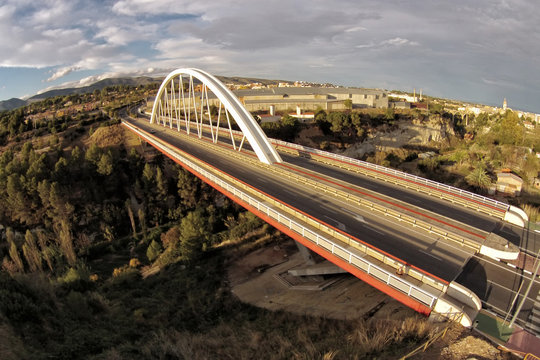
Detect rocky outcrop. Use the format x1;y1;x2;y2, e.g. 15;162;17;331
343;116;454;158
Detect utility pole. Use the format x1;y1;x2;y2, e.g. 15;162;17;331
509;248;540;327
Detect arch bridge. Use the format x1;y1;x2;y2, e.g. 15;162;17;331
123;68;532;329
151;68;282;165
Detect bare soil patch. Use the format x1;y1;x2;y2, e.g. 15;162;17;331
228;239;418;321
227;239;518;359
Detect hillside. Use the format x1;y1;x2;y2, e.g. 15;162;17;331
0;74;289;111
28;76;161;101
0;97;27;111
0;88;522;359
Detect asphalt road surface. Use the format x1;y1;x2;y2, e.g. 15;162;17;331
126;116;473;282
456;255;540;328
124;113;540;332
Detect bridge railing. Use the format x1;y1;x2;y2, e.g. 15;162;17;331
123;120;440;310
174;119;509;217
270;139;509;215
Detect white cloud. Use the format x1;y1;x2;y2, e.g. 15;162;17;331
356;37;419;50
345;26;367;32
381;37;419;47
46;65;80;82
112;0;208;17
37;67;170;94
0;0;539;111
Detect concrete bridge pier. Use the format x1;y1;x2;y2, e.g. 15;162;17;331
295;241;316;265
290;241;347;277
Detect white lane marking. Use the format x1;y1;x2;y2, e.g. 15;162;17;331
256;177;267;183
281;188;297;196
323;215;346;231
419;249;443;262
340;207;367;223
480;256;540;282
326;207;338;214
364;225;385;235
486;279;532;296
328;195;474;258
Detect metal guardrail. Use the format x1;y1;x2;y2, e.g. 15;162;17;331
171;121;484;253
160;123;459;287
204;136;484;252
271;139;509;215
182;120;508;216
122;120;440;309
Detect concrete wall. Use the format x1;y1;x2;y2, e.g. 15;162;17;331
351;93;388;108
148;87;387;116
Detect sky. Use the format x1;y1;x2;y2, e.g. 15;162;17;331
0;0;539;113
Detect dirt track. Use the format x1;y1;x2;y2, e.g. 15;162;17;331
228;239;416;321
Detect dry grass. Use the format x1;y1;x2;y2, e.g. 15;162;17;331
217;226;283;262
87;124;126;148
522;203;540;223
347;317;434;354
135;314;434;360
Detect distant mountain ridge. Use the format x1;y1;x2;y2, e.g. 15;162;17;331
28;76;162;101
0;76;163;111
0;98;27;111
0;74;291;112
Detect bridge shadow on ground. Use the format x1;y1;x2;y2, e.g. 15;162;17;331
455;257;488;302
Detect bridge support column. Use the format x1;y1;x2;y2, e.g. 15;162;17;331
290;241;347;277
295;241;316;265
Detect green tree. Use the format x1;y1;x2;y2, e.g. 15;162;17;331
36;230;54;271
344;99;353;110
384;107;395;121
156;167;168;199
97;152;114;176
142;163;154;189
70;146;82;164
474;113;489;132
126;200;138;240
177;169;199;210
179;210;210;262
466;166;492;191
146;240;162;262
54;157;69;182
449;150;467;166
138;208;147;240
6;174;32;224
522;154;540;182
498;111;524;145
55;219;77;266
85;143;102;164
429;103;444;114
315;109;331;135
278;114;301;141
327;112;350;134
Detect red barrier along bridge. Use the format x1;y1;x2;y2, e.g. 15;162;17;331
119;68;528;326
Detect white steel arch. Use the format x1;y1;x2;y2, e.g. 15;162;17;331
150;68;282;165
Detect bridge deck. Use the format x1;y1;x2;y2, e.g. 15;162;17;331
127;116;473;284
126;105;539;332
